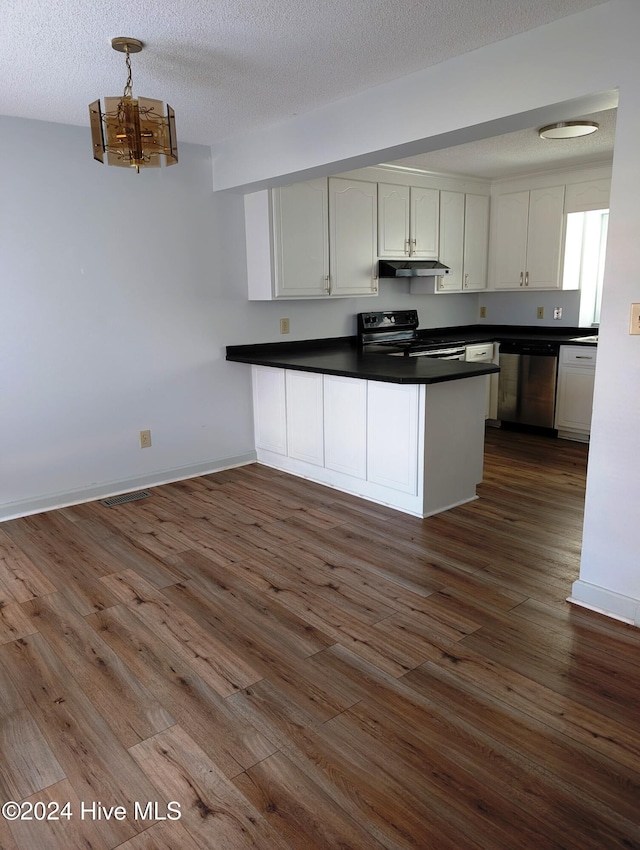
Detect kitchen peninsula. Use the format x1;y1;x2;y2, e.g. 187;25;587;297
226;336;499;518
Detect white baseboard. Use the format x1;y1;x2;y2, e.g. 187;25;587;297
568;579;640;627
0;453;257;522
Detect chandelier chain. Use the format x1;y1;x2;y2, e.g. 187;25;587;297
123;47;133;99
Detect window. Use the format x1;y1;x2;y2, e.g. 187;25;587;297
563;209;609;327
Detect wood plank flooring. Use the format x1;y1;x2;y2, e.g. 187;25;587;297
1;428;640;849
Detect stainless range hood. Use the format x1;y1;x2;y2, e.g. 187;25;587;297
378;260;452;278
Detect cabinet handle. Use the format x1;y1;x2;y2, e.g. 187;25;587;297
464;273;469;289
372;277;378;293
576;355;594;360
411;239;417;255
525;271;529;287
519;272;523;287
324;275;331;294
405;239;411;255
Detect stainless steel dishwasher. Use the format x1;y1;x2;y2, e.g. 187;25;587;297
497;340;559;430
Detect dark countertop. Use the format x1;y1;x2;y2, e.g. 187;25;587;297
225;324;596;386
226;336;499;385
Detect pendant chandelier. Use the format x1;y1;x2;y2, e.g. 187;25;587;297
89;37;178;172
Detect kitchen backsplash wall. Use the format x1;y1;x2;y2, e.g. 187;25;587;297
477;290;581;327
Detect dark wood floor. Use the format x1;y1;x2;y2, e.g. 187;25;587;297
1;428;639;849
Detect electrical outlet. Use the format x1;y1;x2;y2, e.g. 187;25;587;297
630;303;640;335
479;306;487;319
554;307;563;320
280;318;290;334
139;430;152;448
537;307;544;320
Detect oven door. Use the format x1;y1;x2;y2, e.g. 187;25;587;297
409;347;466;360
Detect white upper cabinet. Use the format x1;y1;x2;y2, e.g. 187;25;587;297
410;187;440;258
463;193;490;291
377;183;439;259
436;191;465;292
245;177;377;300
490;185;566;290
412;191;489;294
329;177;379;297
271;179;329;297
377;183;410;258
564;179;610;213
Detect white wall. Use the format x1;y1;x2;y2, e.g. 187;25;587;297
479;291;581;327
209;0;640;626
0;115;475;519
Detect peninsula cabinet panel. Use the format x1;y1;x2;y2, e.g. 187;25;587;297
323;375;367;479
285;371;324;466
252;366;287;455
366;382;419;495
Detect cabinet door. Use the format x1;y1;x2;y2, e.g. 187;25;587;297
252;366;287;454
436;191;465;291
463;194;489;291
377;183;410;258
329;178;378;296
526;185;565;289
491;191;529;289
367;382;419;494
324;375;367;479
410;187;439;258
272;179;329;298
285;371;324;466
555;367;596;433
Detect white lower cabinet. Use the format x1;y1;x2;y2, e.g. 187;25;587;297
253;366;287;455
285;371;324;465
367;382;419;494
465;342;496;419
555;345;597;440
251;366;487;518
324;374;367;478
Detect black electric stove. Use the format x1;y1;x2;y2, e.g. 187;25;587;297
357;310;467;358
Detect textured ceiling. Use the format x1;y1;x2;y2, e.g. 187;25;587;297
2;0;609;153
383;109;617;179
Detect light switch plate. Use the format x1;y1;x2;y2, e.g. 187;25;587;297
630;303;640;335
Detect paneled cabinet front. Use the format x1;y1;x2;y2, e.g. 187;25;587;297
245;177;378;300
411;191;489;294
272;179;329;297
491;185;565;290
555;345;597;439
377;183;439;259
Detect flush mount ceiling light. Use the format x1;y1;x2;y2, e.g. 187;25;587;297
538;120;599;140
89;37;178;172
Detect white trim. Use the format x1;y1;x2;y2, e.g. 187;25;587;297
568;580;640;627
0;453;257;522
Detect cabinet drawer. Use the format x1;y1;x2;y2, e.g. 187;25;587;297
465;343;494;361
561;345;597;367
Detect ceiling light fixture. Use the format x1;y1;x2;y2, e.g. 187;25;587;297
538;121;599;140
89;37;178;172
